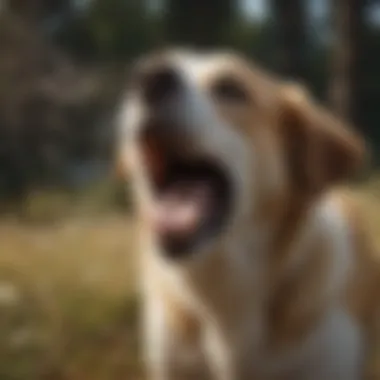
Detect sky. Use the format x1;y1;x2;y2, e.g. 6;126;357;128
75;0;380;26
241;0;329;21
144;0;330;22
241;0;266;19
241;0;380;25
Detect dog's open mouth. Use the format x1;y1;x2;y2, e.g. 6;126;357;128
139;124;232;259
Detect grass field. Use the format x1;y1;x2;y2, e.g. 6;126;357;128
0;215;141;380
1;177;380;380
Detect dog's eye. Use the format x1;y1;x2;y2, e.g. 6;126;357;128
211;77;249;103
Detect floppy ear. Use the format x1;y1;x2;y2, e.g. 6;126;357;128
279;84;366;195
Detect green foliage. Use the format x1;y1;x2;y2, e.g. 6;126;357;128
56;0;159;61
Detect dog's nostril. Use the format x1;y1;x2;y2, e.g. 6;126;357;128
142;66;180;105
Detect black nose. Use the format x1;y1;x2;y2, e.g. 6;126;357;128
141;65;180;105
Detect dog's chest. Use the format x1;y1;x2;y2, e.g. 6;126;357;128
164;268;364;379
162;255;259;322
259;307;364;379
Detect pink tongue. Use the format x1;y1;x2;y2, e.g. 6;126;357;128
150;182;212;237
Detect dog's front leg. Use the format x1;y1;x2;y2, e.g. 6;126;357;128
142;295;206;380
203;321;261;380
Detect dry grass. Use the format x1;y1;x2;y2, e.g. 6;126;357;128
1;177;380;380
0;216;141;380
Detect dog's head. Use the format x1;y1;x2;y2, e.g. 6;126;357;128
118;49;365;261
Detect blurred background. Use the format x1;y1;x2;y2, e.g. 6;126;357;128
1;0;380;379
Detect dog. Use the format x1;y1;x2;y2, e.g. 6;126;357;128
117;49;380;380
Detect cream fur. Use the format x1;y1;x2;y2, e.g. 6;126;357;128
118;50;379;380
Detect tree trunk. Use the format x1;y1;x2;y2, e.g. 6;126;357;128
269;0;308;81
329;0;365;124
165;0;235;48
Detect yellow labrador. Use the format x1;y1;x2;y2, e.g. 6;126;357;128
117;49;380;380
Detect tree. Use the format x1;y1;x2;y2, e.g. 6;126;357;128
164;0;235;47
54;0;155;61
269;0;308;81
329;0;366;124
6;0;70;24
